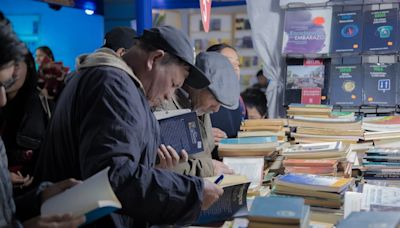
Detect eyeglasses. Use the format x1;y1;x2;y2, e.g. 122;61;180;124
0;76;16;90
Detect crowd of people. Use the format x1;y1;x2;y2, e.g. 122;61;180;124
0;10;270;228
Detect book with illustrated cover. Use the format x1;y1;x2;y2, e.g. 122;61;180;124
275;173;352;192
329;64;362;106
41;167;121;225
282;7;332;55
153;109;203;154
331;10;363;53
363;63;396;106
195;175;251;225
285;65;326;105
363;116;400;132
363;9;398;53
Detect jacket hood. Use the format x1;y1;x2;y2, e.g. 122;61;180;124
76;48;144;91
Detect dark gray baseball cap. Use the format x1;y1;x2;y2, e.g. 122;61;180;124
195;52;240;110
140;26;210;89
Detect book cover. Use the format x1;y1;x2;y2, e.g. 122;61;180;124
154;110;203;154
248;196;305;224
220;136;277;145
331;10;363;53
276;173;352;192
41;167;121;225
195;180;251;225
284;141;342;153
337;212;400;228
363;9;398;53
301;87;322;104
282;7;332;54
363;63;396;106
283;159;338;167
329;64;362;106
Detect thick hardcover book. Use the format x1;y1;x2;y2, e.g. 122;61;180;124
363;9;398;53
41;167;121;225
363;63;396;106
282;7;332;54
153;109;203;154
331;10;363;53
329;64;362;106
337;212;400;228
248;196;305;224
195;176;251;225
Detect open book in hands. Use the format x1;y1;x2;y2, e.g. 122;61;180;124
41;167;121;225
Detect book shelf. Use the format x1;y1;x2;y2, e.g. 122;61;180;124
189;12;261;91
280;0;400;116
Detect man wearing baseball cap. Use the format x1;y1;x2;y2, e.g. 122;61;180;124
159;52;240;177
102;26;137;56
34;26;222;227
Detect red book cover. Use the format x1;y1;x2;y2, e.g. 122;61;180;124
301;88;321;104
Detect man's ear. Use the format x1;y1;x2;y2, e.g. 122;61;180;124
116;48;126;57
146;50;165;71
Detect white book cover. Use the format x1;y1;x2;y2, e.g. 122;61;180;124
41;167;121;224
223;157;264;189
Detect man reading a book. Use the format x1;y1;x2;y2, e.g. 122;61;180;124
34;26;224;227
160;52;240;177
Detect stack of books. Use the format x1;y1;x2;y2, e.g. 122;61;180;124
362;116;400;147
239;119;288;142
287;104;363;144
273;173;353;209
248;196;310;228
362;148;400;181
282;142;351;177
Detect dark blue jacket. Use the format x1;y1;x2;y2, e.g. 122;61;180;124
34;49;203;227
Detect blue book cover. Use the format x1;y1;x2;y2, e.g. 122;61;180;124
158;111;203;154
195;182;250;225
331;10;363;53
220;136;277;145
337;212;400;228
363;63;396;106
249;196;304;224
363;9;398;53
329;64;362;106
276;173;351;192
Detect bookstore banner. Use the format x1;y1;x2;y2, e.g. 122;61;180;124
246;0;285;118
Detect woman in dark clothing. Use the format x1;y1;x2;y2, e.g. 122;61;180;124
0;51;52;193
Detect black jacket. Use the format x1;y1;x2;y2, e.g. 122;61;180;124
34;48;204;227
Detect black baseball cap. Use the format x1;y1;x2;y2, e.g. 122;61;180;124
140;26;210;89
103;26;137;51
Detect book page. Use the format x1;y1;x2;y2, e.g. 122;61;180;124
153;109;191;120
361;184;400;210
344;192;362;219
223;157;264;189
41;167;121;216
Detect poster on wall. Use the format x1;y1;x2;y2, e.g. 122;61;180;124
331;10;363;53
329;64;362;106
363;63;396;106
363;9;398;53
282;7;332;55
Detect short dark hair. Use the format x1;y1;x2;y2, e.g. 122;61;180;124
135;39;185;66
256;69;263;77
241;88;268;118
0;12;27;68
206;43;237;53
36;46;55;61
